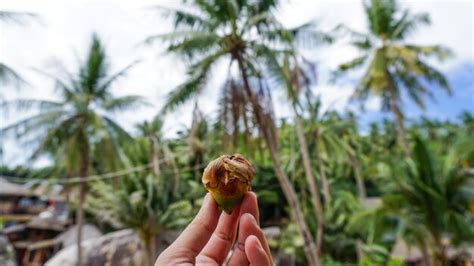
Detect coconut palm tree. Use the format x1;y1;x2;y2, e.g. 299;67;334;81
218;79;256;159
344;112;367;201
350;135;474;266
137;115;180;191
304;95;351;208
337;0;451;156
146;0;320;264
87;135;193;266
1;34;145;265
263;52;327;255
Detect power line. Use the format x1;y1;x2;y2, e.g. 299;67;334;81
61;163;154;184
1;156;210;185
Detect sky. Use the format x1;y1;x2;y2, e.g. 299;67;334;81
1;0;473;166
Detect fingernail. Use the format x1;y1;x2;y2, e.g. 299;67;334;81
247;235;264;251
202;193;210;207
246;213;258;225
253;236;263;249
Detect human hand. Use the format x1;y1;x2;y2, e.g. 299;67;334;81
155;192;273;266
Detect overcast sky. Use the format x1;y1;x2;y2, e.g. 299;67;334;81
1;0;473;166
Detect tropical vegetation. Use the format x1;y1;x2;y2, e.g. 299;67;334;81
1;0;472;266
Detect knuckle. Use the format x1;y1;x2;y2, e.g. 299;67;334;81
214;229;233;243
192;218;214;236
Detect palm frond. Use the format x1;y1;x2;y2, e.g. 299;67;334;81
391;11;430;40
157;31;221;60
1;110;66;138
2;99;64;113
101;115;133;142
31;68;77;100
0;11;38;25
0;62;27;87
102;95;148;113
404;44;452;61
338;55;369;72
97;60;140;94
79;34;109;95
162;48;228;112
290;21;334;49
151;5;212;30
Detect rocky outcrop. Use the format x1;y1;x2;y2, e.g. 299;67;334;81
46;229;143;266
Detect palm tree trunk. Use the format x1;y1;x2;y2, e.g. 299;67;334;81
242;105;254;159
385;71;410;156
140;226;157;266
65;171;71;206
236;56;319;266
140;229;151;266
313;129;331;209
265;129;319;266
294;108;324;255
77;144;89;266
317;153;331;209
163;144;180;195
433;237;448;266
356;240;364;263
421;244;433;266
349;153;366;201
257;132;265;162
149;232;157;265
151;137;161;176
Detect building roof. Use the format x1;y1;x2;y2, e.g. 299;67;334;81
27;217;67;231
391;238;474;261
0;177;29;196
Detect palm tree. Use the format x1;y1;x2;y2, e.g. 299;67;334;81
87;136;193;266
264;52;326;255
337;0;451;155
218;79;256;158
146;1;320;264
0;10;38;160
345;112;367;201
350;135;474;266
0;11;38;88
1;34;145;265
137;115;180;191
304;95;350;208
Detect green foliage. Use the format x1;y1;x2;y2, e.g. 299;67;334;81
86;174;192;233
348;132;474;264
2;1;472;265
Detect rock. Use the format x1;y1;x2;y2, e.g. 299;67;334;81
46;229;143;266
56;224;103;248
0;235;15;266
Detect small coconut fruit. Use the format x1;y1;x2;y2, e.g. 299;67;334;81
202;154;254;214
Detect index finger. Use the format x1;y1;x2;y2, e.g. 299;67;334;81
239;192;259;223
159;194;219;262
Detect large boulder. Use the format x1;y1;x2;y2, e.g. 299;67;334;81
46;229;143;266
56;224;103;248
0;235;15;266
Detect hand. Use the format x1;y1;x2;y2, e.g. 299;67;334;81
155;192;273;266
